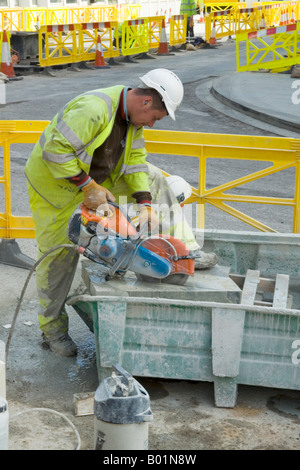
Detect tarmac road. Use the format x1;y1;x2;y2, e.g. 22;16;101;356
3;38;298;234
1;37;300;452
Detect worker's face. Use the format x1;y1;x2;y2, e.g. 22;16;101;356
128;100;168;128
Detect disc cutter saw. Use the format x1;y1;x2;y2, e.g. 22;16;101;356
68;203;195;286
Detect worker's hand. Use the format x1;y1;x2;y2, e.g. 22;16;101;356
82;179;115;214
138;206;160;233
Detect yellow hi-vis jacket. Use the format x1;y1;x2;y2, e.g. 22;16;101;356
180;0;198;18
25;85;150;209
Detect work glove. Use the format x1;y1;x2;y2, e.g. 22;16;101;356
82;179;115;214
138;206;160;233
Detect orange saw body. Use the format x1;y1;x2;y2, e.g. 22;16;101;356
68;203;194;285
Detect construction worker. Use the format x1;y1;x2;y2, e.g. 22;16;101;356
113;22;123;48
25;68;218;357
180;0;198;43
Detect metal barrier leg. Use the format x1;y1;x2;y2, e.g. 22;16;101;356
169;45;185;52
0;239;35;270
123;55;140;63
135;52;156;60
107;57;124;66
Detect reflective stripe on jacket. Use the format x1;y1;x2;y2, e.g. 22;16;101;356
25;85;150;209
180;0;197;17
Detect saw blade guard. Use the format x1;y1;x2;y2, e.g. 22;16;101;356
138;236;194;276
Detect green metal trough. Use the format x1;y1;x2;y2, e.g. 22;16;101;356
67;230;300;408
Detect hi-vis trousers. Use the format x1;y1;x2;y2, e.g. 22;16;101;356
28;164;200;339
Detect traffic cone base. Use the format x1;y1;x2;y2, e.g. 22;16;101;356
209;22;217;45
157;19;174;55
93;35;110;69
0;31;17;79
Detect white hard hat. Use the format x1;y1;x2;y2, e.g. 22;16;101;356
139;68;184;120
166;175;192;204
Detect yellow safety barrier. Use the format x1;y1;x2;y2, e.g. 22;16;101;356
235;7;259;33
88;5;118;22
121;18;149;57
0;7;24;31
169;14;187;47
236;22;300;72
144;129;300;233
285;1;299;21
234;4;275;34
81;21;119;62
0;5;128;32
205;1;300;41
253;1;300;25
204;2;247;13
205;9;236;41
257;5;273;29
118;4;141;22
147;16;164;50
24;8;47;32
0;120;47;239
66;7;89;25
38;21;118;68
2;122;300;238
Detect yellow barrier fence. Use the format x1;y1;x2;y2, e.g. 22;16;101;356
1;14;186;65
0;7;24;31
118;4;141;22
0;120;47;239
88;5;118;22
169;14;187;48
121;18;149;57
2;122;300;239
147;15;164;50
235;5;274;33
204;2;246;13
236;22;300;72
205;1;300;41
38;21;118;68
235;7;259;33
0;5;124;32
144;129;300;233
205;8;236;41
253;1;300;25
